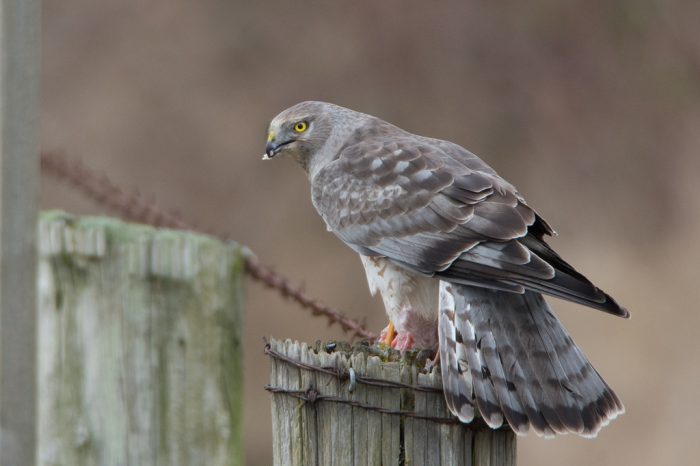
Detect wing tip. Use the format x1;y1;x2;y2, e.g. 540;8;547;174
598;292;631;319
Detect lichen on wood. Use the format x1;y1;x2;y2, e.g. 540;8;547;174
37;211;244;466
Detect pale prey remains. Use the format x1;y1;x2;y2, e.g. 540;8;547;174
263;101;628;437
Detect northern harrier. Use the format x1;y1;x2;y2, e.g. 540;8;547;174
263;101;627;437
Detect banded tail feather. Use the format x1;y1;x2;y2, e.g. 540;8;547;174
438;282;624;437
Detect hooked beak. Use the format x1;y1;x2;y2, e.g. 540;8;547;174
262;140;292;160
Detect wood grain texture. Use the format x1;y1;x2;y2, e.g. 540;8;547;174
37;212;244;466
268;339;516;466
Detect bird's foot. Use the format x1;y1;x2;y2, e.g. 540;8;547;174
378;322;416;352
378;322;396;346
391;332;415;352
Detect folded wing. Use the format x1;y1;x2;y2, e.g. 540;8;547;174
311;122;628;318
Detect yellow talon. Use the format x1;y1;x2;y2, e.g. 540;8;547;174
383;322;396;346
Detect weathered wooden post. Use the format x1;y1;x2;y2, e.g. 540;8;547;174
37;212;244;466
267;338;516;466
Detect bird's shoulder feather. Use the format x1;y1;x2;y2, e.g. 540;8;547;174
311;124;538;255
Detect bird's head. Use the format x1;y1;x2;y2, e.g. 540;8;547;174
262;101;336;168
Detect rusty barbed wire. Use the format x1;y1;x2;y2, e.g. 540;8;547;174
264;341;505;429
40;151;376;340
263;385;464;425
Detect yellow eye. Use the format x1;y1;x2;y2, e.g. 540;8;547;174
294;121;308;133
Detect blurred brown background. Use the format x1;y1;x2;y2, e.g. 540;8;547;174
41;1;700;465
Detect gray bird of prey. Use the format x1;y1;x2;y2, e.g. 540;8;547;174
263;101;628;437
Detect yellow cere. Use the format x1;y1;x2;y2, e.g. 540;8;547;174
294;121;308;133
267;131;275;142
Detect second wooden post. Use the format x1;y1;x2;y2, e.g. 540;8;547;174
267;338;516;466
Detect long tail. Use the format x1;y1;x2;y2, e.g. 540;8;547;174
438;282;624;437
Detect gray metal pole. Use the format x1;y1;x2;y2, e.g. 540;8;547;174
0;0;40;464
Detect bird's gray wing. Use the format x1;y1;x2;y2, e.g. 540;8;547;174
311;125;628;317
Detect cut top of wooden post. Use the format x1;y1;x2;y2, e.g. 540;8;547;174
266;338;516;466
